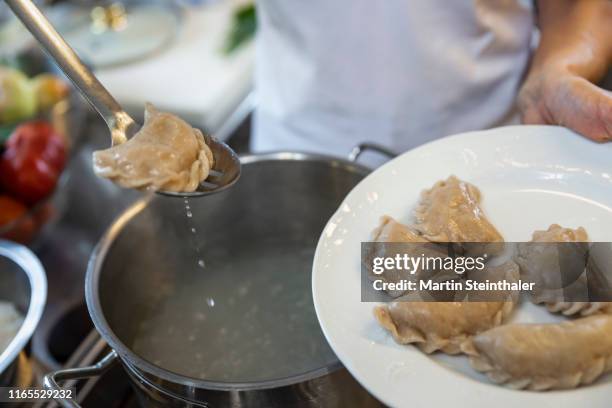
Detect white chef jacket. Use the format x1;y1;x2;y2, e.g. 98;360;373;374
251;0;535;158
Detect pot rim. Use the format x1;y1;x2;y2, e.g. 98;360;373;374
85;151;370;391
0;240;47;375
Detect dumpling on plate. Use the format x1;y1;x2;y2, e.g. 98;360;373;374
545;299;612;316
413;176;504;256
462;260;521;303
366;216;451;298
374;261;519;354
461;314;612;391
370;215;423;244
515;224;610;316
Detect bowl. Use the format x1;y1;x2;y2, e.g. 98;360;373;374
0;240;47;386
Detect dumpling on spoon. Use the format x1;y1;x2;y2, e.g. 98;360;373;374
413;176;504;256
93;103;214;192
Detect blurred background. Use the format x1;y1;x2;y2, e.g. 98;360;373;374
0;0;255;133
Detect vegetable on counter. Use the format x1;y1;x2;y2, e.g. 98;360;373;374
0;195;28;225
0;66;69;125
31;73;70;112
0;195;35;243
0;65;69;243
0;121;66;205
0;67;37;124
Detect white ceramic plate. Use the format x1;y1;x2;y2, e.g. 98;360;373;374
312;126;612;408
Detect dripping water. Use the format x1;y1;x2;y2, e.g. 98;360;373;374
184;198;207;271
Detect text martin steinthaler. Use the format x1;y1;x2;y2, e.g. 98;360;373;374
370;254;535;292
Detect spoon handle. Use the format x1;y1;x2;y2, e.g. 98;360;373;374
5;0;136;145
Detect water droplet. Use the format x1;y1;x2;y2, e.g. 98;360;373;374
206;297;215;307
186;211;193;218
191;227;197;234
198;259;205;268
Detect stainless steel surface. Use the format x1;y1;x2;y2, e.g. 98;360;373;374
32;299;93;372
0;241;47;386
47;153;379;407
36;330;139;408
348;143;398;163
44;351;118;408
122;357;379;408
5;0;241;198
4;0;137;146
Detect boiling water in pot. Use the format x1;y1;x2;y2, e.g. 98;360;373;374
98;160;364;384
131;236;335;382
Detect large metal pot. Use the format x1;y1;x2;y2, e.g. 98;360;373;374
46;150;389;407
0;240;47;386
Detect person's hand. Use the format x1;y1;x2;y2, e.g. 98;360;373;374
518;63;612;142
518;0;612;142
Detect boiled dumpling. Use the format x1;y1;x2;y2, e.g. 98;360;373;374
413;176;504;256
515;224;610;316
461;314;612;390
93;103;214;192
366;216;450;298
374;261;519;354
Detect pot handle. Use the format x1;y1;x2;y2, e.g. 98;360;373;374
43;350;118;408
348;143;398;162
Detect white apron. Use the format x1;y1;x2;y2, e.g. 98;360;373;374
252;0;535;158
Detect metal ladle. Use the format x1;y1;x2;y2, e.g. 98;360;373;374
5;0;241;198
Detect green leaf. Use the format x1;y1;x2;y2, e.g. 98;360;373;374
224;3;256;55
